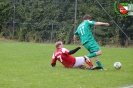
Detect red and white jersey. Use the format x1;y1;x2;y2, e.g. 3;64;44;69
51;48;76;68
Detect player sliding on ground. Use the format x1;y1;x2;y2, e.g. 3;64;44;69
51;41;101;70
73;14;110;70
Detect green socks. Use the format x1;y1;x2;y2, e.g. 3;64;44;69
87;52;104;69
88;52;97;58
95;60;103;69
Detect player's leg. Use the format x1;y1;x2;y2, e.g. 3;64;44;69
73;57;86;68
73;57;93;68
89;50;104;69
85;44;105;69
84;42;100;58
88;50;102;58
94;56;104;69
84;56;102;70
84;55;93;68
83;42;105;69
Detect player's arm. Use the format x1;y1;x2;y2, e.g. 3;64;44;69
73;35;80;45
68;46;81;55
51;59;56;67
73;35;78;43
51;54;56;67
94;22;109;26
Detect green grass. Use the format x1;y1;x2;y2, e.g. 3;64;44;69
0;41;133;88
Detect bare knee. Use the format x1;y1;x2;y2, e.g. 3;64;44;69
97;50;102;55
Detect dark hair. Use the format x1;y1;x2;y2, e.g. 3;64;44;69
83;14;91;20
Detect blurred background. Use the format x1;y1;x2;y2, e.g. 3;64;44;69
0;0;133;47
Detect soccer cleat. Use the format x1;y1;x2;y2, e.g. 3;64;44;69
90;66;102;70
84;55;90;62
100;67;107;70
85;66;102;70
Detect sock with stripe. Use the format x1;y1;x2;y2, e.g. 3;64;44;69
88;52;97;58
85;59;93;67
95;59;104;69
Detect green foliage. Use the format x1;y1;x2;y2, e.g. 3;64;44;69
0;0;133;46
0;1;12;24
0;41;133;88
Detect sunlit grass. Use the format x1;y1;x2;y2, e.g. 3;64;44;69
0;41;133;88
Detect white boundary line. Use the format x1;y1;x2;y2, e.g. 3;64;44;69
120;85;133;88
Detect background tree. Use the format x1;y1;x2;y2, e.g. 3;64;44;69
0;0;133;46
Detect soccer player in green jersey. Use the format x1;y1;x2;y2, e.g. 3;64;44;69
73;14;109;70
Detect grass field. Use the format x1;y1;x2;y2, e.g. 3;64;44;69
0;41;133;88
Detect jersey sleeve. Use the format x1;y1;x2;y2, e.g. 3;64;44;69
62;48;69;55
51;53;57;64
87;20;95;26
74;30;78;35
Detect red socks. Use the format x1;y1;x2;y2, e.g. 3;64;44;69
85;59;93;67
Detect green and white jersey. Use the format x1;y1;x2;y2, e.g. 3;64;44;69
74;20;96;45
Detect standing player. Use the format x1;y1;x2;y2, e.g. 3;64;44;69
73;14;109;70
51;41;100;70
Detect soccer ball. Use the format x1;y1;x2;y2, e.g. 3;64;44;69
114;62;121;69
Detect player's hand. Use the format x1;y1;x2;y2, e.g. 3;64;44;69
105;23;109;26
74;41;80;45
51;63;56;67
74;40;78;44
78;46;81;49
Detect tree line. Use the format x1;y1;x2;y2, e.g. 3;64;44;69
0;0;133;47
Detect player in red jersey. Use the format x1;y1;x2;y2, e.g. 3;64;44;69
51;41;100;70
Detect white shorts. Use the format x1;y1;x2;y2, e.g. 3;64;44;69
73;57;85;68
